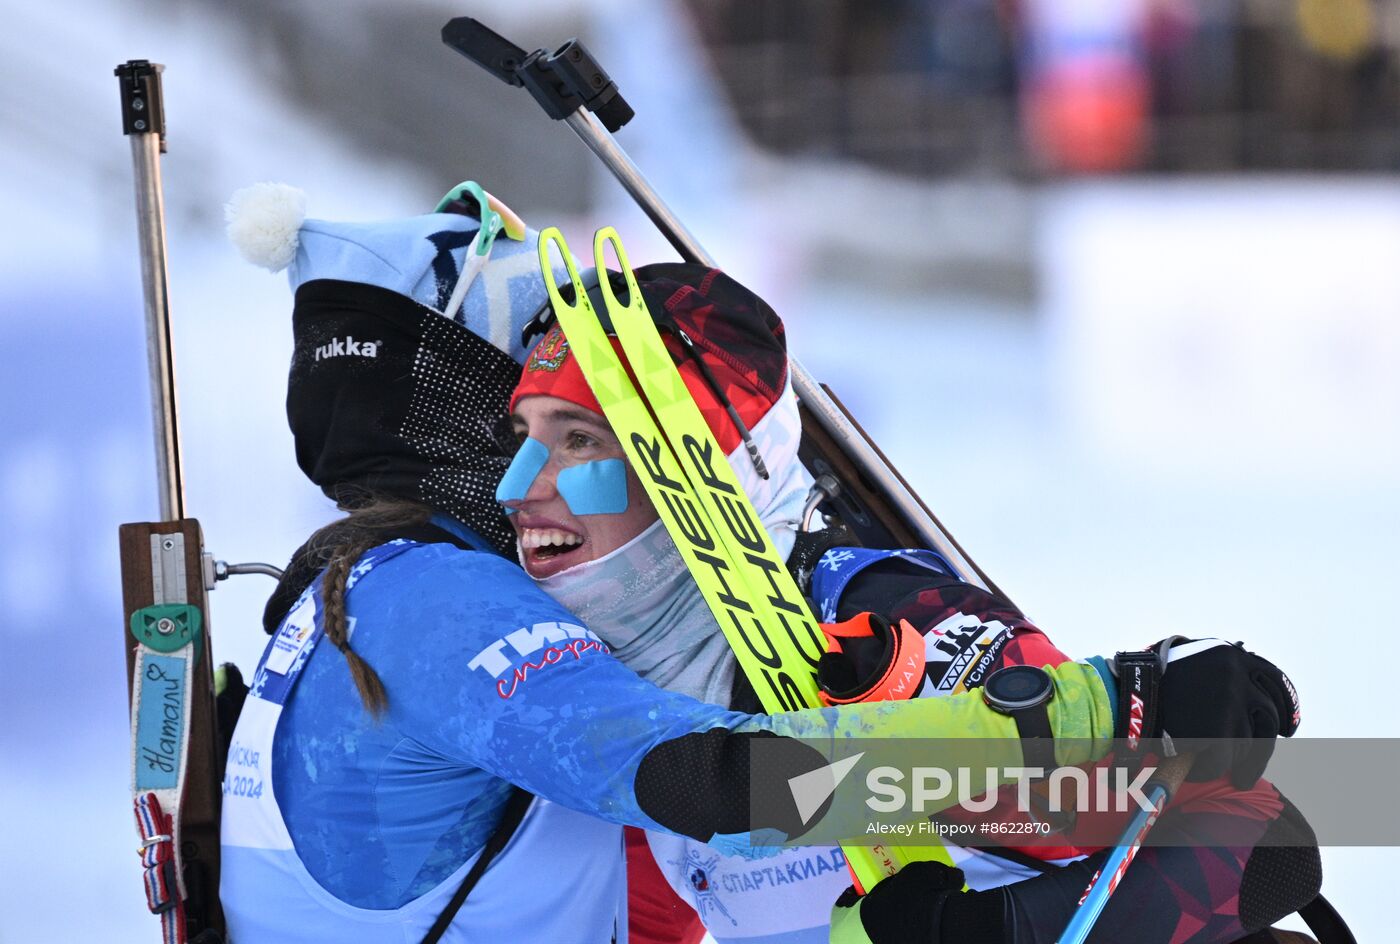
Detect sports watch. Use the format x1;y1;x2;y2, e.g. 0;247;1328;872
982;665;1056;771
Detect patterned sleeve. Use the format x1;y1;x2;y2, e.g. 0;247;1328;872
358;546;1114;841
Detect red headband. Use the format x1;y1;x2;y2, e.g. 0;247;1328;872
511;267;788;457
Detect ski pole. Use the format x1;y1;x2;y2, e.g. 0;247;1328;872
1055;753;1193;944
440;17;1011;604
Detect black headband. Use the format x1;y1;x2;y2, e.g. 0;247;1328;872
288;278;520;555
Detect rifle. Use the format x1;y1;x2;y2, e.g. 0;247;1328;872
114;59;281;944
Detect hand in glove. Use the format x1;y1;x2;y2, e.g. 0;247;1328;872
1106;637;1301;788
829;861;1004;944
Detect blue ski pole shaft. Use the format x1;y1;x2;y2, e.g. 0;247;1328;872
1056;754;1193;944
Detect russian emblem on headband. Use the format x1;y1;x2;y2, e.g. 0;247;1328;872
526;323;570;373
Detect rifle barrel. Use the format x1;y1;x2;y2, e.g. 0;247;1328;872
562;105;995;593
119;61;185;522
563;109;716;267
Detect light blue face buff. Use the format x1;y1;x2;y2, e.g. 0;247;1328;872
496;437;630;516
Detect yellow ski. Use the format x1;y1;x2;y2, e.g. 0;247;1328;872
537;226;941;891
537;228;818;711
592;229;828;699
590;228;958;889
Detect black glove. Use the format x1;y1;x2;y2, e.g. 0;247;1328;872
1112;637;1301;788
830;861;1006;944
215;661;249;771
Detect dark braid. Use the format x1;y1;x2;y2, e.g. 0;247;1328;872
304;495;432;718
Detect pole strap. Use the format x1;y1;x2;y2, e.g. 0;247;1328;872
1299;894;1357;944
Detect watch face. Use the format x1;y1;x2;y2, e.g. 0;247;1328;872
985;665;1053;711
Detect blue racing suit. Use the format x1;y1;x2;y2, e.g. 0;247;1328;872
219;519;1115;942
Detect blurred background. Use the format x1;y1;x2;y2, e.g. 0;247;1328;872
2;0;1396;940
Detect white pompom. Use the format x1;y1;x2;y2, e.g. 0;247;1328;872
225;183;308;271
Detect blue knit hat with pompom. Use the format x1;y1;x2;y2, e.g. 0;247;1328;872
225;183;566;555
226;182;563;364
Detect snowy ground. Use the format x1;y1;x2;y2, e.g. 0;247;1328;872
1;1;1393;941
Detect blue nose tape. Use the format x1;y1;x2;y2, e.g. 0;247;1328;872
496;437;630;516
496;437;548;511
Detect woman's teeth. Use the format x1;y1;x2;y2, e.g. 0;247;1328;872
520;528;583;551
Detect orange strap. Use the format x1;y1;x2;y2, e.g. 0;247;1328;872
818;613;926;705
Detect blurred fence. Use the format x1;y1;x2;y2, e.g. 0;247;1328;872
687;0;1400;175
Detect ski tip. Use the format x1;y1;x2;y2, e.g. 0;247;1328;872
226;182;308;272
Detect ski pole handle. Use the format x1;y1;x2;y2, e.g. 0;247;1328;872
1056;753;1193;944
1145;752;1194;794
116;60;185;522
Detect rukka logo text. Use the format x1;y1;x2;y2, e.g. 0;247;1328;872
314;336;381;361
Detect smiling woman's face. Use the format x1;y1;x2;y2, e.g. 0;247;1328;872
503;395;660;579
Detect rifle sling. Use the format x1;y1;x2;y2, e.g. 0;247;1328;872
420;788;535;943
